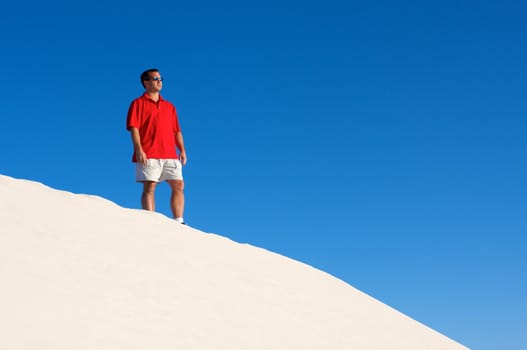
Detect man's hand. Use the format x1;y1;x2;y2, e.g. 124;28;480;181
136;149;148;165
179;151;187;166
130;128;147;165
175;132;187;166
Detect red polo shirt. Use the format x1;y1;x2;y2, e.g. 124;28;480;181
126;93;181;162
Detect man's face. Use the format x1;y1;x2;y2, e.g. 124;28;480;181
143;72;163;93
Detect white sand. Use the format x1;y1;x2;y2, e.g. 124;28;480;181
0;174;468;349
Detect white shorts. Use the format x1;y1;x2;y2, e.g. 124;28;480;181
135;159;183;182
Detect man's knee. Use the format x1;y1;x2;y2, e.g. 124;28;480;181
142;181;157;194
168;180;184;192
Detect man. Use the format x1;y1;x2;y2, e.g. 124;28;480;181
126;68;187;224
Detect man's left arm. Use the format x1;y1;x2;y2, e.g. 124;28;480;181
176;131;187;165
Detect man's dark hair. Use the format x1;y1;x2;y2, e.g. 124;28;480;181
140;68;159;88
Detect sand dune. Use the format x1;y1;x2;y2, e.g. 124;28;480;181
0;174;468;349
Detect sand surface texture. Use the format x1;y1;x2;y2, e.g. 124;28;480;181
0;175;468;349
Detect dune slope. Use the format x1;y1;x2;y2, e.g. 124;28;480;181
0;175;468;349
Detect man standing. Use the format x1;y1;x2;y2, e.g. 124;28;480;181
126;68;187;224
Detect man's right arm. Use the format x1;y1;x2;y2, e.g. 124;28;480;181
130;127;147;165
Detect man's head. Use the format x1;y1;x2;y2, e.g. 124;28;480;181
140;68;163;92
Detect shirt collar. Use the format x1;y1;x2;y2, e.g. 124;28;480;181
142;92;164;102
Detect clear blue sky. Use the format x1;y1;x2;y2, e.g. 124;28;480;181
1;1;525;348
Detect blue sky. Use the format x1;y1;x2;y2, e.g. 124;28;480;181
1;1;526;348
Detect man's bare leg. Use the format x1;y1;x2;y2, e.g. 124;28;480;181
168;180;184;219
141;181;157;211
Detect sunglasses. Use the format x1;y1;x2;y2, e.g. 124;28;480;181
147;76;163;82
